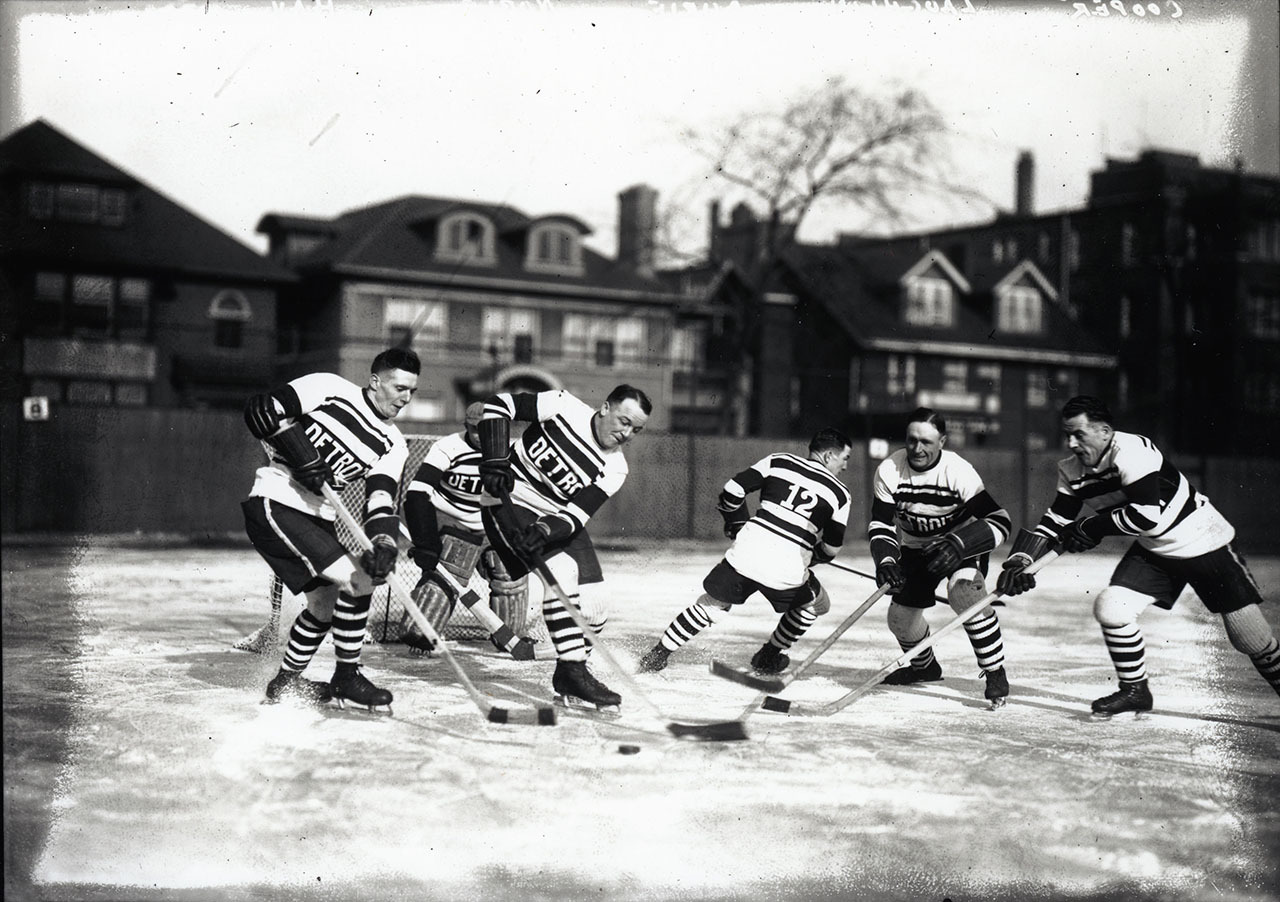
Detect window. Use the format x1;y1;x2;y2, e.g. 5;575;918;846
208;290;252;349
114;384;148;406
903;277;954;327
27;182;54;219
1005;238;1018;260
384;298;447;350
436;213;495;264
992;239;1004;264
942;361;968;394
483;307;538;361
1247;220;1280;261
117;278;150;339
886;354;916;397
1245;293;1280;339
615;317;645;364
1119;296;1132;339
71;275;113;335
100;189;127;227
996;286;1043;334
976;363;1002;390
57;183;101;223
1038;232;1051;264
594;340;615;368
1026;369;1048;408
562;313;643;366
66;380;113;405
670;324;704;369
405;393;447;421
1121;223;1136;267
526;224;582;273
1068;229;1081;272
32;272;65;332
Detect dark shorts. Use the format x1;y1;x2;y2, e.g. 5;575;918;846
702;559;823;613
481;503;603;585
1111;541;1265;614
892;546;990;610
242;497;347;595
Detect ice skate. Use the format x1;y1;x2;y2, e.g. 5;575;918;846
329;664;393;713
552;659;621;712
981;666;1009;709
264;669;333;706
637;642;671;673
399;630;436;657
750;643;790;675
1091;678;1153;718
882;658;944;685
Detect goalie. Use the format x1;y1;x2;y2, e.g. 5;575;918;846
401;403;535;660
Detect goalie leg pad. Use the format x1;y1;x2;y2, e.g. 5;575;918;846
480;548;531;634
439;529;485;579
408;574;457;636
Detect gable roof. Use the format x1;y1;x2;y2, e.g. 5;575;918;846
780;243;1115;368
259;194;672;300
0;119;294;283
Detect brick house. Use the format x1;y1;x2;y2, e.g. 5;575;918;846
0;119;294;411
257;185;698;431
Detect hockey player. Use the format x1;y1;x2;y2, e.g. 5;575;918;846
241;348;419;711
868;408;1013;705
400;402;534;659
997;395;1280;715
638;428;853;676
477;384;652;711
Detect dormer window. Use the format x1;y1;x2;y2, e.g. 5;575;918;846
996;285;1043;334
904;277;954;327
525;223;583;275
436;212;495;265
208;289;252;349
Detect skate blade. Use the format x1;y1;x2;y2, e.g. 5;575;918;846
986;697;1008;710
1089;709;1151;720
331;697;394;715
554;694;621;718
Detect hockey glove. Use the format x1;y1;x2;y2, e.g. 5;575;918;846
996;528;1055;596
480;459;514;496
290;456;333;495
1060;516;1109;554
812;542;836;565
718;499;750;541
875;557;906;594
513;520;552;558
244;393;283;439
922;519;996;578
360;534;399;580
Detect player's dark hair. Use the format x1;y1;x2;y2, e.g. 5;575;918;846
372;347;421;375
809;428;852;455
1062;395;1113;424
907;407;946;436
607;384;653;415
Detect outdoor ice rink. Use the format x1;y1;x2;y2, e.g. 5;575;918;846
4;539;1279;902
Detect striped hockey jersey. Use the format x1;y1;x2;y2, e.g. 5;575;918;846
248;372;408;539
482;390;629;536
404;431;483;534
868;449;1011;563
1034;430;1233;559
722;452;852;590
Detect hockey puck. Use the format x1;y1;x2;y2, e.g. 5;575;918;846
617;744;641;755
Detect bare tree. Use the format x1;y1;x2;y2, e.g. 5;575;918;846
681;78;978;434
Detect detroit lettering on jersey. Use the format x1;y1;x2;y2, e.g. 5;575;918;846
249;372;408;533
405;431;483;533
1035;430;1233;558
721;453;852;589
483;390;628;534
868;448;1011;560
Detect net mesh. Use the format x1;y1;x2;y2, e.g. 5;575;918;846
266;434;547;648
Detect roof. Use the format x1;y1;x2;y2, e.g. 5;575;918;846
259;194;671;299
780;243;1115;368
0;120;294;283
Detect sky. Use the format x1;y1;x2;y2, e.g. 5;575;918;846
2;0;1277;261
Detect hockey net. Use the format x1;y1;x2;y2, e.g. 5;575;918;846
242;434;547;652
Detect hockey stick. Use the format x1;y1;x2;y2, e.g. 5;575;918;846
763;551;1059;717
321;483;556;726
428;564;537;660
498;491;747;741
712;583;891;696
822;559;963;605
233;576;283;653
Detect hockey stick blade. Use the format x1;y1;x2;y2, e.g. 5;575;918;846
709;660;786;694
666;720;749;742
488;705;558;726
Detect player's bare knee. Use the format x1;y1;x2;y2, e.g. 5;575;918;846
1094;586;1152;627
319;556;374;597
303;583;339;620
810;586;831;616
699;593;732;614
886;602;924;639
946;576;987;613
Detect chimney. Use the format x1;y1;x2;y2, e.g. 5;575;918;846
1015;150;1035;217
617;184;657;277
